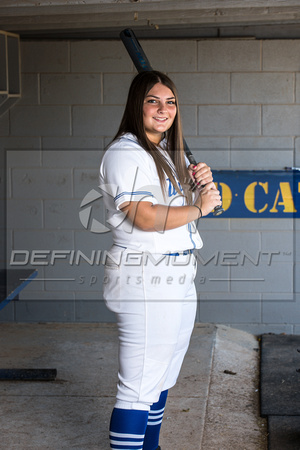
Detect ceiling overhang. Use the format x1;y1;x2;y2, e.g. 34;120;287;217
1;0;300;39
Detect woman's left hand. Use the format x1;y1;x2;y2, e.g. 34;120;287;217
188;162;213;187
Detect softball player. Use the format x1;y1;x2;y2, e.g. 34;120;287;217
99;71;221;450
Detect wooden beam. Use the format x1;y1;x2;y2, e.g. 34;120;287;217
3;0;300;8
1;0;300;34
2;8;300;28
2;0;300;17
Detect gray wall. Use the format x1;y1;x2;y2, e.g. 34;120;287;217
0;38;299;334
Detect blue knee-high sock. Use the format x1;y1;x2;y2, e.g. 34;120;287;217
143;390;168;450
109;408;149;450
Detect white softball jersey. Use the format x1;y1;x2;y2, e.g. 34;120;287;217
99;133;203;254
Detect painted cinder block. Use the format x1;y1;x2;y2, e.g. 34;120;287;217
72;105;123;136
74;231;114;257
230;149;293;169
198;105;261;136
73;169;101;199
199;230;260;254
189;149;230;169
263;40;300;71
186;136;230;151
15;300;75;322
0;303;14;322
0;111;9;136
261;231;294;263
296;232;300;262
195;263;230;293
11;168;72;199
18;74;39;106
0;228;8;270
231;136;293;151
197;217;230;232
198;292;260;301
10;106;71;136
231;219;294;232
295;138;300;167
21;41;69;73
75;299;115;323
1;139;41;158
71;41;132;73
262;293;294;302
170;73;230;104
295;73;300;103
180;105;197;136
20;290;75;301
42;137;104;152
230;262;293;293
197;40;261;72
142;40;197;72
44;261;105;293
263;105;300;135
7;199;43;230
231;136;294;168
41;74;102;105
6;149;42;167
185;136;230;168
45;199;90;230
232;73;294;104
42;149;101;169
262;295;300;324
13;230;74;252
103;73;134;105
199;299;261;323
295;263;300;293
196;232;261;293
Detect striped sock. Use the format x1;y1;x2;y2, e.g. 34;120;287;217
143;390;168;450
109;408;149;450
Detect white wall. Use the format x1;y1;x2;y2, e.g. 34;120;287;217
0;38;299;334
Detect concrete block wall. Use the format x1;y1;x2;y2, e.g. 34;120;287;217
0;38;299;334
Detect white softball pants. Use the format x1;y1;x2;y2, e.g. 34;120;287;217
103;245;197;411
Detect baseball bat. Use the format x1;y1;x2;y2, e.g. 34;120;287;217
120;28;224;216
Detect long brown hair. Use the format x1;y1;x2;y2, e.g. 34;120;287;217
112;71;191;202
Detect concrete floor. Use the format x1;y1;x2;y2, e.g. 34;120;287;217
0;323;267;449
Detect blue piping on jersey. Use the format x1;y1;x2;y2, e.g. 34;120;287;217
188;222;196;249
114;191;154;202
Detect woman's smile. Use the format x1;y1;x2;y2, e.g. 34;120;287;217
143;82;177;144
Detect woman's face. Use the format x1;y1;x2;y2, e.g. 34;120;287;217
143;82;177;144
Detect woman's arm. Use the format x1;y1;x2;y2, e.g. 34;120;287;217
120;201;199;232
120;162;222;232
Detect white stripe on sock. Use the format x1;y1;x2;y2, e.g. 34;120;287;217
148;412;164;420
149;407;165;415
146;419;163;426
110;439;144;446
109;431;145;439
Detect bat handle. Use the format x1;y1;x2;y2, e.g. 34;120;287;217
212;205;225;216
184;140;224;217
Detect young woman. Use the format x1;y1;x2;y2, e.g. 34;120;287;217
99;70;221;450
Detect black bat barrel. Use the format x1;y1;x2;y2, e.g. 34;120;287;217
120;29;153;73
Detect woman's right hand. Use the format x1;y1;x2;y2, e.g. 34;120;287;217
194;182;222;217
